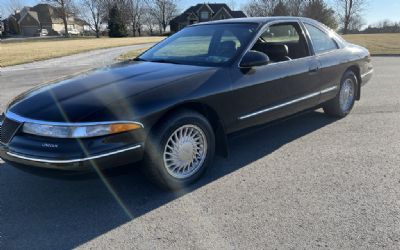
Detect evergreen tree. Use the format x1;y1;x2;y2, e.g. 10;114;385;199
272;0;290;16
108;4;128;37
303;0;338;29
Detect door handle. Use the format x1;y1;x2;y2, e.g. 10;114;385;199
309;66;319;73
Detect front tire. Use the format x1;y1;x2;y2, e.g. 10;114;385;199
143;110;215;190
323;71;357;117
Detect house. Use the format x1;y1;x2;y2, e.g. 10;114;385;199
3;4;88;37
170;3;247;33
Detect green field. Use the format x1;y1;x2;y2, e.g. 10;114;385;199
0;36;165;67
343;33;400;55
121;33;400;62
117;47;150;61
1;33;399;67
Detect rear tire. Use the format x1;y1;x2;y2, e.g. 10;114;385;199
143;110;215;190
323;71;357;118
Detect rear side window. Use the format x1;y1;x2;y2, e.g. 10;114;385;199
305;23;338;54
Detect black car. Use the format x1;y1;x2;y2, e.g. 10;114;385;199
0;17;373;189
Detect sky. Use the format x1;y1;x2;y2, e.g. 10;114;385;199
3;0;400;26
181;0;400;26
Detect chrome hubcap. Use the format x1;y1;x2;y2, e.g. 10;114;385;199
339;79;355;112
163;125;207;179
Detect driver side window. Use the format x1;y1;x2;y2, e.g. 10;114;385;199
251;22;310;63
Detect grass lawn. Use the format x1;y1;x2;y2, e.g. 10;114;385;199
119;33;400;62
0;36;165;67
1;33;399;67
117;47;151;61
342;33;400;55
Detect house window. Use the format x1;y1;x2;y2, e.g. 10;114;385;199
200;11;209;20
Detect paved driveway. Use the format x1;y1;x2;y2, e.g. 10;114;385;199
0;57;399;249
0;43;153;112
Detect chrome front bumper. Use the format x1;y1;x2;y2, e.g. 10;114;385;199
0;143;144;171
361;69;374;86
0;111;146;172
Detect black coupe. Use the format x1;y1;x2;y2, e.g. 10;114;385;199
0;17;373;189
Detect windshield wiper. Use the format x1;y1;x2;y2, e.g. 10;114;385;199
147;59;183;65
134;57;148;62
134;57;184;65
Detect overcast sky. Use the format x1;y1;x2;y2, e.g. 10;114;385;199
4;0;400;26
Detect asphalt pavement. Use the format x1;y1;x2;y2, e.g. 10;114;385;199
0;57;399;249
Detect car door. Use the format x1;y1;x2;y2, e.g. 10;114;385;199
302;22;345;103
227;21;322;132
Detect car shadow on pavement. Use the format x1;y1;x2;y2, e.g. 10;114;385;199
0;110;338;249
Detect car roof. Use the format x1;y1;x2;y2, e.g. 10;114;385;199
192;16;317;26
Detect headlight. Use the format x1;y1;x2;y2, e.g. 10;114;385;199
22;122;142;138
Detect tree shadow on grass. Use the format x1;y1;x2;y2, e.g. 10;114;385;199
0;111;337;249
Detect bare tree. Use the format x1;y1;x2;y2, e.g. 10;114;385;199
286;0;306;16
0;5;4;18
127;0;144;36
0;6;4;36
244;0;309;17
271;0;289;16
243;0;278;17
46;0;75;37
100;0;136;30
142;7;158;35
100;0;119;20
348;14;364;31
6;0;24;14
144;0;178;33
227;0;237;11
334;0;368;34
80;0;103;37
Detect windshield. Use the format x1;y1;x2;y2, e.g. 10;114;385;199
139;23;259;66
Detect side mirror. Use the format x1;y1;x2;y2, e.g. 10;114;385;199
240;50;270;68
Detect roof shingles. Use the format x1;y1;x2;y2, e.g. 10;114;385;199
170;3;246;26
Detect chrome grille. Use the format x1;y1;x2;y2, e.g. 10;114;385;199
0;118;22;144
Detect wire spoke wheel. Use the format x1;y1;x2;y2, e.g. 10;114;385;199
163;124;208;179
339;78;355;113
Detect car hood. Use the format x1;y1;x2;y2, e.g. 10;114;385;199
7;61;218;123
